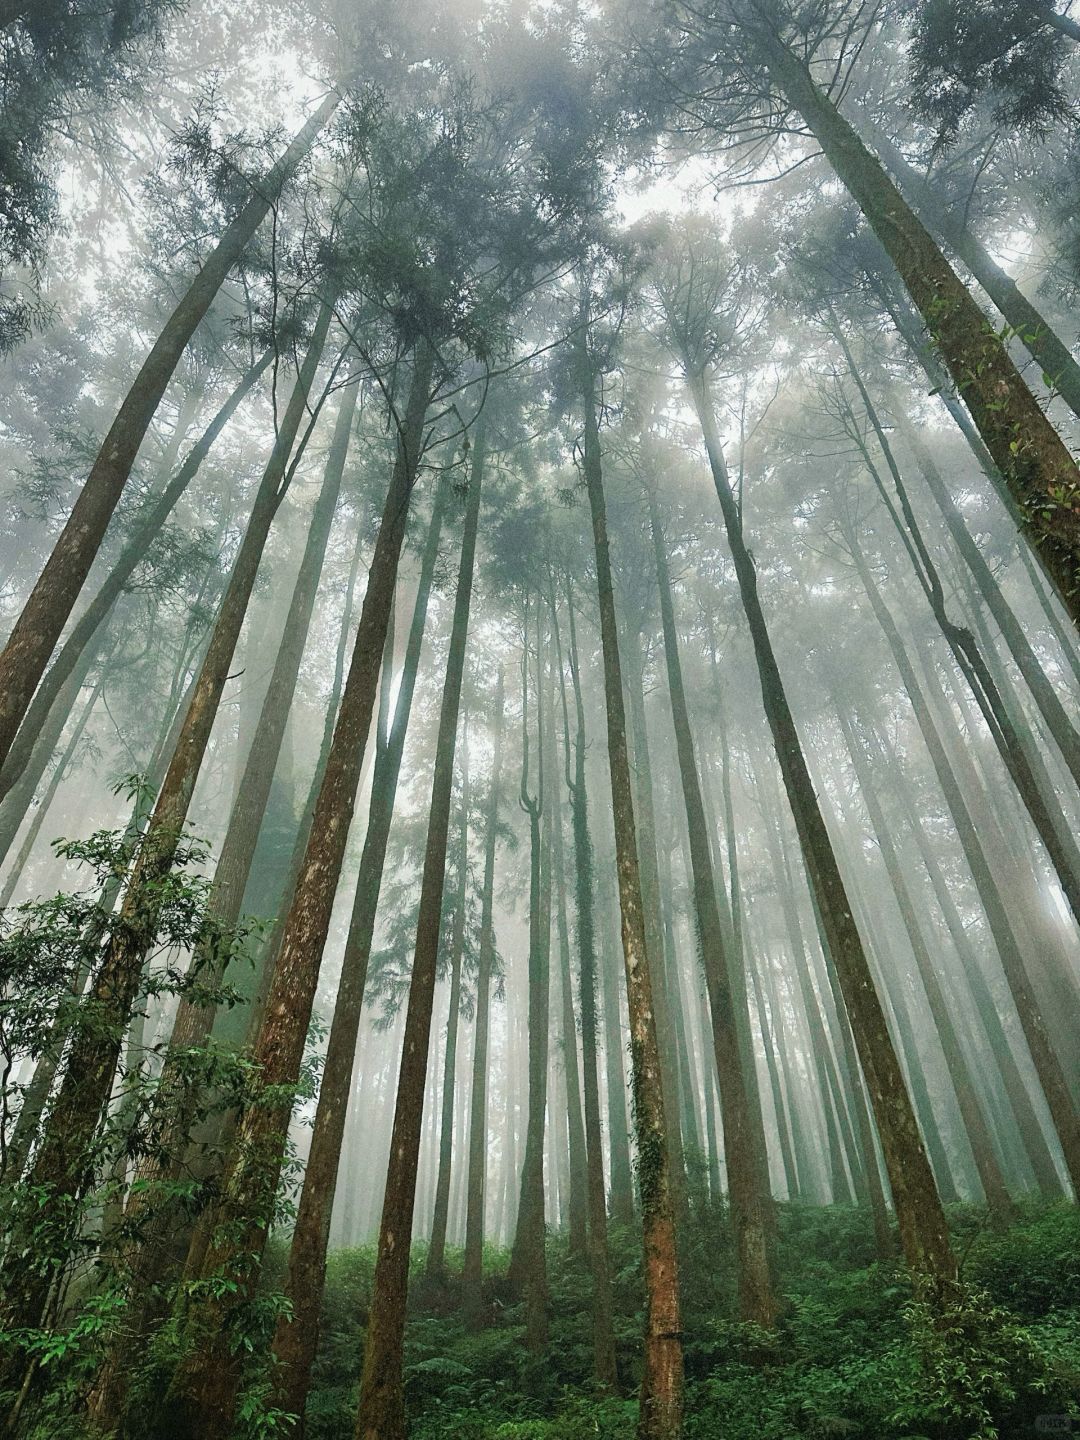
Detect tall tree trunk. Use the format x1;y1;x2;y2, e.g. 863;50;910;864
580;338;683;1440
840;345;1080;929
0;659;104;908
0;351;273;803
800;877;896;1254
870;134;1080;422
646;487;778;1326
84;375;355;1433
0;628;108;870
597;866;635;1226
0;98;339;769
427;727;471;1279
553;587;618;1386
686;366;957;1294
0;305;334;1380
270;475;448;1427
757;28;1080;619
850;538;1080;1195
837;705;1016;1225
748;964;798;1203
869;704;1063;1197
354;410;484;1440
623;623;689;1219
507;596;552;1353
552;772;589;1256
753;769;855;1205
895;406;1080;788
160;345;435;1440
462;669;504;1329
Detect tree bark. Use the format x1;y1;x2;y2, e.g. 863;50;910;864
270;472;448;1428
759;30;1080;621
839;342;1080;930
870;132;1080;422
647;487;778;1326
580;337;683;1440
506;596;552;1353
622;623;689;1221
551;741;589;1257
0;96;338;771
556;585;619;1386
353;409;484;1440
870;705;1063;1198
0;304;333;1384
427;728;471;1278
895;406;1080;791
84;372;354;1432
837;705;1016;1225
159;344;434;1440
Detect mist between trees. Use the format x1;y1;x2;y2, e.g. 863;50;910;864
2;3;1080;1439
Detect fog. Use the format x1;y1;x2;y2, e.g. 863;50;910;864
2;3;1080;1438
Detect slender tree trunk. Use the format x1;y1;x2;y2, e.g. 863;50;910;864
754;772;854;1205
869;134;1080;421
427;728;471;1279
462;669;504;1329
506;594;553;1357
875;712;1063;1198
0;352;272;803
837;705;1016;1225
557;588;619;1386
850;540;1080;1195
0;664;103;910
598;867;635;1226
354;408;484;1440
647;488;777;1326
549;677;589;1257
0;307;334;1381
270;476;448;1428
895;407;1080;787
758;29;1080;618
687;366;956;1293
159;345;434;1440
748;965;798;1203
799;878;895;1253
0;626;108;870
580;337;683;1440
623;623;688;1219
841;347;1080;928
84;375;355;1432
0;98;339;770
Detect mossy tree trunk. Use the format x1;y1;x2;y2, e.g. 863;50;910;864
580;336;683;1440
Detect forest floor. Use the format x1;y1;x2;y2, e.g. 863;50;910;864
275;1197;1080;1440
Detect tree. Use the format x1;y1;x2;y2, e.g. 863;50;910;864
461;667;505;1329
0;90;339;775
161;341;434;1440
355;412;486;1440
270;474;449;1428
648;2;1080;620
647;220;957;1297
576;270;684;1440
